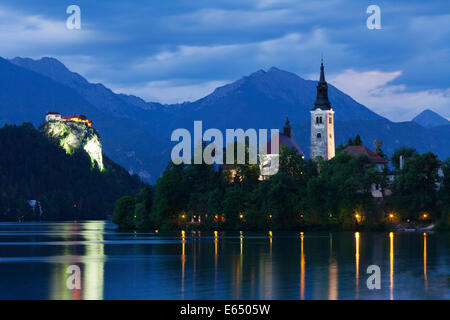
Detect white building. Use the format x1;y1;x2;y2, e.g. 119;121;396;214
45;111;61;122
310;61;335;161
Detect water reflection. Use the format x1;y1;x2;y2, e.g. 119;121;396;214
262;230;273;299
328;233;338;300
83;221;105;300
389;232;394;300
300;232;305;300
49;221;105;300
181;230;185;299
0;222;448;300
423;233;427;290
214;230;218;296
355;232;360;299
269;231;273;257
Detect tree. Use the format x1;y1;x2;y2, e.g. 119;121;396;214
391;147;418;171
306;151;376;225
151;162;189;229
267;172;301;228
112;196;135;230
391;152;441;220
222;185;246;228
438;159;450;228
0;123;143;222
134;185;153;230
348;135;362;146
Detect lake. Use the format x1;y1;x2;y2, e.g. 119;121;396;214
0;221;448;300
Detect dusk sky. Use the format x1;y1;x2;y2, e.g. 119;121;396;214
0;0;448;121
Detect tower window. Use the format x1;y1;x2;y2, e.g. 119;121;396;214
320;116;323;124
317;133;321;139
329;117;332;124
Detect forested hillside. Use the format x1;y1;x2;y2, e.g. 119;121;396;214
0;123;144;221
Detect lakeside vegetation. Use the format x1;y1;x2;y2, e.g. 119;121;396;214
114;137;450;231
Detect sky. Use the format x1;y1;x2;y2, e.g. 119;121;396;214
0;0;448;122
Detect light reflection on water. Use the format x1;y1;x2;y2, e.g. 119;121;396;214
0;221;448;300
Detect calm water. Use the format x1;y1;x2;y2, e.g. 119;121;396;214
0;221;448;300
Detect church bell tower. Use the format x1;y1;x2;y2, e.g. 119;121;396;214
310;60;335;160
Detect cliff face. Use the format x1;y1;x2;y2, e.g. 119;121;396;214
43;121;104;171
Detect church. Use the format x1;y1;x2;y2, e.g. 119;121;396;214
260;60;336;178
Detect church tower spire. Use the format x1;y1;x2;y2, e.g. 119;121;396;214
313;60;331;110
310;59;335;160
283;115;291;137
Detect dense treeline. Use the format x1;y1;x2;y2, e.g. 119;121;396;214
0;123;144;221
114;137;450;231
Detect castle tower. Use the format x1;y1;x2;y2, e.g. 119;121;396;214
310;60;335;160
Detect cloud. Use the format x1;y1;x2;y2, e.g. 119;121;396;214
329;69;450;121
1;0;447;119
169;8;303;31
0;5;105;56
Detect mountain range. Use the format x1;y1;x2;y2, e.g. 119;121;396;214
2;57;449;182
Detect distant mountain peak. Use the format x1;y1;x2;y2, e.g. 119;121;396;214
412;109;450;128
268;66;280;72
10;56;88;86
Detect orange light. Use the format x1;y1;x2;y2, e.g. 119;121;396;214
155;230;159;233
389;214;394;219
269;231;273;237
61;115;93;127
423;213;428;219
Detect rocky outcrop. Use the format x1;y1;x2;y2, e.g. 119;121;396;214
43;120;104;171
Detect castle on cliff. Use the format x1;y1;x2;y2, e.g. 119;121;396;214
44;111;103;171
45;112;93;127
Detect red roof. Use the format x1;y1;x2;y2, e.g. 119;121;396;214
266;133;305;157
344;145;387;164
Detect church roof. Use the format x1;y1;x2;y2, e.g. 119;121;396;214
312;60;331;111
344;145;387;164
266;132;305;157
